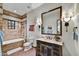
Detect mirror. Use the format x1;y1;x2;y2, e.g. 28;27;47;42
41;6;62;35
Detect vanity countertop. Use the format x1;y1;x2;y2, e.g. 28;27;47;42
37;38;63;46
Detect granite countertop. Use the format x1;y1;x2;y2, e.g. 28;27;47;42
37;38;63;46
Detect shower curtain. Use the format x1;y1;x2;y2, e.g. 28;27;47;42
0;31;4;56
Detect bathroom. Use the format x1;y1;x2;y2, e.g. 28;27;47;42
0;3;79;56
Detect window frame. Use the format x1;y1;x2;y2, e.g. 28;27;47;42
7;20;16;29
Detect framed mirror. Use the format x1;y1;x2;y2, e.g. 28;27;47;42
41;6;62;35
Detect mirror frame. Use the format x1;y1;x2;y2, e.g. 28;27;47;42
41;6;62;36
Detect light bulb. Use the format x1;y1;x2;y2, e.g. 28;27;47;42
64;17;70;22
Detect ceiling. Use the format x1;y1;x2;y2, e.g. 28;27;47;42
3;3;43;15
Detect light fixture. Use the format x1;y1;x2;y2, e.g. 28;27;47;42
36;17;42;29
63;11;74;32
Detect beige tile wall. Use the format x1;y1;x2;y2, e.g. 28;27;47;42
0;3;3;30
0;3;26;41
3;20;22;41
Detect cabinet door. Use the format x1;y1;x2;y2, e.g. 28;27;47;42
40;44;47;56
47;46;53;56
40;44;53;56
53;44;62;56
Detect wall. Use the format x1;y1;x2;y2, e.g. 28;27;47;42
71;4;79;55
20;18;27;42
0;3;3;56
2;15;22;41
27;3;79;55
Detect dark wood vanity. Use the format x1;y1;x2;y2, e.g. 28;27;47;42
36;39;63;56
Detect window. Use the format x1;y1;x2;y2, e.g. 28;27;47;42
8;20;16;29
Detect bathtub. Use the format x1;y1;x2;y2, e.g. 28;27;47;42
3;38;24;45
2;38;24;55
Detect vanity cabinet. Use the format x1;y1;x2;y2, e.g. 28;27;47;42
36;40;62;56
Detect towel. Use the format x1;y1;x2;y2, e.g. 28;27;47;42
0;31;4;44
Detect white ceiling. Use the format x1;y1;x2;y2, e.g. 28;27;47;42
3;3;43;15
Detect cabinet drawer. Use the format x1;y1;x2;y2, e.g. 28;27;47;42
53;44;60;48
53;51;60;56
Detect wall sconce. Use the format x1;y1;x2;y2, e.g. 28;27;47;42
63;11;73;32
38;25;40;29
63;17;71;32
36;17;42;30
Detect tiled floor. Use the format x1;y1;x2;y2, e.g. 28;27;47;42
9;48;36;56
